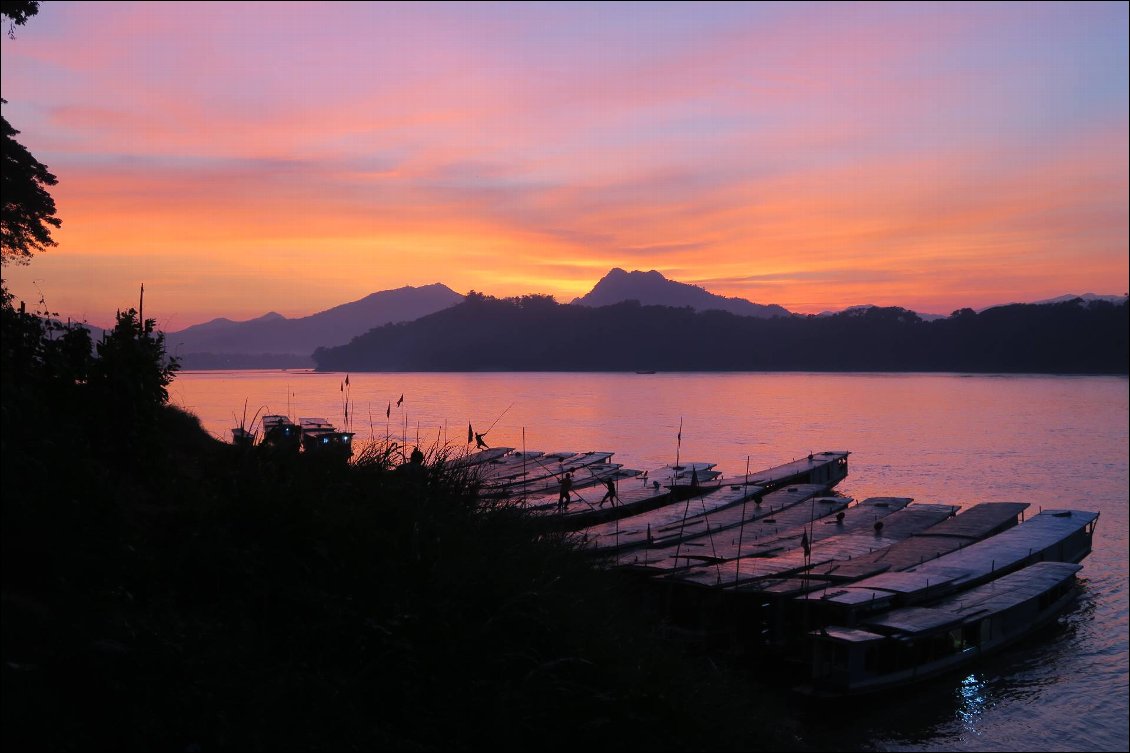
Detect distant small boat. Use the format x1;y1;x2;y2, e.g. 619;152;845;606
261;415;301;452
298;417;354;459
231;426;257;447
635;370;657;374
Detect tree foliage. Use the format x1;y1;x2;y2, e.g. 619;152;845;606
1;284;180;453
1;99;61;264
91;307;181;420
2;1;39;36
2;3;60;264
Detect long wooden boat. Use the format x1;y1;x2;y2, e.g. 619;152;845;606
576;450;850;555
742;451;850;491
796;561;1084;698
471;450;546;481
486;451;618;497
448;446;515;468
521;461;722;529
655;502;959;649
751;502;1030;647
795;508;1099;631
617;484;849;573
578;479;766;554
670;498;927;589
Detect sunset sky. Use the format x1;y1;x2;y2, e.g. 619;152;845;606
2;1;1127;330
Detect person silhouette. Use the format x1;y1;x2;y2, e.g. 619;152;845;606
475;432;489;449
557;472;573;513
599;477;618;507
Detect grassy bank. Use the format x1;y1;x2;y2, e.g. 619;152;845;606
2;382;807;751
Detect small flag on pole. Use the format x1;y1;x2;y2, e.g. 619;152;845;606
345;374;350;387
801;530;811;558
397;394;404;407
468;422;474;443
386;402;391;418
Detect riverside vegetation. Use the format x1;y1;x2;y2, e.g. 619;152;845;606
0;286;804;751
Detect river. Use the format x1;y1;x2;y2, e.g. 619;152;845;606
170;370;1129;752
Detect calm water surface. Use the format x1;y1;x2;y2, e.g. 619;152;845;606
172;371;1129;752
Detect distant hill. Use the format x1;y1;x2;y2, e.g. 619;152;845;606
818;304;947;321
167;284;464;368
313;293;1129;374
1027;293;1129;307
571;268;790;318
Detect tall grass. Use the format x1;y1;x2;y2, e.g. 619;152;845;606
2;403;803;751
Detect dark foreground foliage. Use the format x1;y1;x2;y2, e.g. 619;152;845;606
1;290;803;751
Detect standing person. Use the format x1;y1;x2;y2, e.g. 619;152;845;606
557;472;573;513
599;477;618;507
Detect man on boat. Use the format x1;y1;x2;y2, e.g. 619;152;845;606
557;472;573;513
475;432;489;449
599;477;618;507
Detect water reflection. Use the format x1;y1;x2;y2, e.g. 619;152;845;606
171;371;1129;752
956;673;988;736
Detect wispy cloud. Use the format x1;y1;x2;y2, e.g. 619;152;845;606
2;1;1125;322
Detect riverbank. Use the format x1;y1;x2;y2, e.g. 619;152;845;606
1;401;805;751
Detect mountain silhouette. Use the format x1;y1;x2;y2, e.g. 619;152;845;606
313;293;1128;374
571;268;790;318
167;284;463;367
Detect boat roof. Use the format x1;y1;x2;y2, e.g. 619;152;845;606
862;561;1082;636
636;486;848;572
742;451;849;487
803;509;1097;608
579;481;766;550
912;501;1029;539
900;509;1098;576
804;502;1032;582
727;504;958;593
451;447;515;466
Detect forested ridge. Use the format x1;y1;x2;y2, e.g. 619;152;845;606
315;293;1129;374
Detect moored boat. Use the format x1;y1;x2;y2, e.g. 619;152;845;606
231;426;256;447
794;508;1099;632
261;414;301;452
298;417;355;459
796;560;1084;698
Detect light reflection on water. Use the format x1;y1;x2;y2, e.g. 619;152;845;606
171;370;1129;752
957;673;988;731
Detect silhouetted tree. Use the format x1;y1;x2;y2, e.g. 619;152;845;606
91;307;180;410
2;1;39;37
2;4;60;264
1;99;61;264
